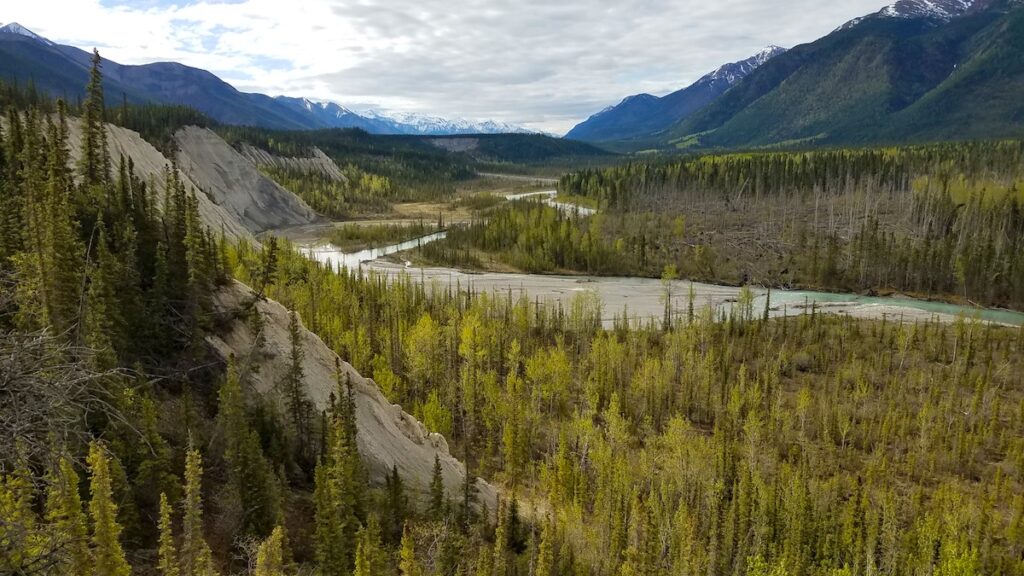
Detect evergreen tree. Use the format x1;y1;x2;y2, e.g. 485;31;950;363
218;356;281;538
158;493;180;576
0;111;24;268
493;500;509;576
255;526;291;576
313;362;366;575
313;463;349;576
536;517;555;576
44;454;92;576
87;442;131;576
429;454;445;521
79;49;110;189
181;447;217;576
353;516;386;576
399;522;424;576
282;310;312;465
384;464;409;544
0;459;43;573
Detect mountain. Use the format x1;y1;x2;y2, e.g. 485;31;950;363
0;23;529;135
273;97;402;133
565;46;787;142
664;0;1024;149
356;109;534;136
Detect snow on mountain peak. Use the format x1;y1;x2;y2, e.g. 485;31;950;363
357;108;533;135
839;0;979;30
0;22;54;45
879;0;975;19
704;45;787;85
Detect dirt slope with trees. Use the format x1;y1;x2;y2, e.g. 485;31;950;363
207;280;498;508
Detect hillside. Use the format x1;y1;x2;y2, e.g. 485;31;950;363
666;0;1024;148
209;280;497;506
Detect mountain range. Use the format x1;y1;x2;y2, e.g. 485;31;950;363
568;0;1024;149
0;23;532;136
566;46;788;142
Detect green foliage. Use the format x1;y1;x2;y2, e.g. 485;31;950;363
218;125;474;203
664;7;1024;150
420;201;625;274
551;142;1024;309
313;362;366;575
255;526;293;576
261;164;398;218
114;103;213;156
180;448;217;576
87;442;131;576
228;235;1024;576
218;357;282;538
327;220;441;251
158;494;179;576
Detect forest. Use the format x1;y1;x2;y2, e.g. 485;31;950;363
2;52;1024;576
414;144;1024;310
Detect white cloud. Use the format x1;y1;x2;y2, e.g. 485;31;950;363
5;0;886;134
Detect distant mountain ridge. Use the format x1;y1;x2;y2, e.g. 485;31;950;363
566;46;787;142
0;23;531;135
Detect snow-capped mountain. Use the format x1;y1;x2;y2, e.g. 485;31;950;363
879;0;975;18
355;109;534;136
703;46;787;85
273;97;533;135
566;46;787;142
0;22;54;45
837;0;1000;29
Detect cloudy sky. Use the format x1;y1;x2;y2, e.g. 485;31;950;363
5;0;887;133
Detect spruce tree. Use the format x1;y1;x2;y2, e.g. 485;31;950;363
429;454;445;521
158;493;180;576
46;103;85;339
353;516;386;576
180;447;217;576
312;463;348;576
218;356;280;538
312;362;369;576
399;522;424;576
536;517;555;576
80;49;110;189
282;310;312;465
44;455;92;576
87;442;131;576
255;526;290;576
493;500;509;576
384;464;408;543
0;459;41;573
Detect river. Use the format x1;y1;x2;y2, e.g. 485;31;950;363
301;234;1024;327
303;231;448;270
504;190;597;216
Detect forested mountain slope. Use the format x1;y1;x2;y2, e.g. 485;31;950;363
669;0;1024;148
566;46;786;142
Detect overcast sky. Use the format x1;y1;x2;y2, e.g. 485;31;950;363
5;0;887;134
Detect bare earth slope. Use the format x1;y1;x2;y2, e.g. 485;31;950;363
207;281;498;508
239;144;349;183
175;126;322;234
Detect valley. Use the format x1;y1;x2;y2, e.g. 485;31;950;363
3;3;1024;576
